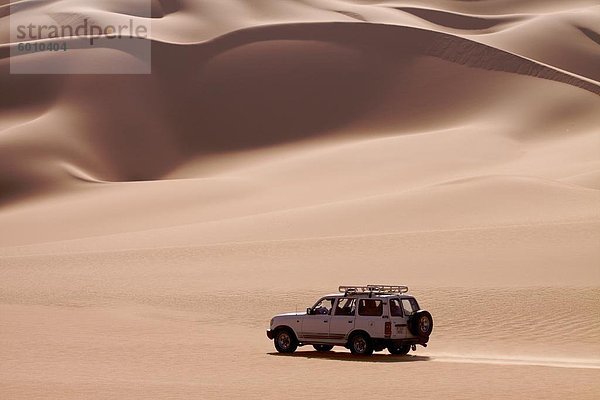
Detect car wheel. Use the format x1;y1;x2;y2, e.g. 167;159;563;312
313;344;334;352
388;344;410;355
409;310;433;338
349;333;373;355
274;329;298;353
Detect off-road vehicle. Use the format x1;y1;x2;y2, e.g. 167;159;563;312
267;285;433;355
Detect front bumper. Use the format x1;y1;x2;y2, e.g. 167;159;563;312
266;329;274;340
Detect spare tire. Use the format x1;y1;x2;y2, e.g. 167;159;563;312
409;310;433;338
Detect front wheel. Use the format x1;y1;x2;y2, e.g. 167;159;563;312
313;344;334;352
274;329;298;353
388;344;410;355
349;333;373;355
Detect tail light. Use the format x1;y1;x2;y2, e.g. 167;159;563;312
385;321;391;337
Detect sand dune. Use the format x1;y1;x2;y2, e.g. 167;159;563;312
1;21;598;203
1;0;599;399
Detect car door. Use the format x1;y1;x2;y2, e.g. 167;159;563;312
299;297;334;342
354;298;386;338
329;297;356;342
400;297;420;338
389;297;408;338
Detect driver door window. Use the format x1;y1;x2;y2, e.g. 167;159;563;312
312;298;335;315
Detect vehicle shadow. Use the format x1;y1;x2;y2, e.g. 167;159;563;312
267;351;430;363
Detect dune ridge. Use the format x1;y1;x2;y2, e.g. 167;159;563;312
395;6;526;31
1;21;598;206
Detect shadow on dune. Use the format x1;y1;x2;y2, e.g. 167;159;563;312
579;27;600;46
268;351;431;363
1;22;599;204
150;22;599;157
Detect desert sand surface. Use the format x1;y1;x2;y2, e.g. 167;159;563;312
1;0;600;399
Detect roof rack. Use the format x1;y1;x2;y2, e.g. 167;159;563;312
338;284;409;296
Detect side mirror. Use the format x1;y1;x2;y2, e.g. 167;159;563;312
306;308;312;315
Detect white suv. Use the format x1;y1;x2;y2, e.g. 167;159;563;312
267;285;433;355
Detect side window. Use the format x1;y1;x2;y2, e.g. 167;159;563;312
401;298;419;316
409;298;420;312
389;298;403;317
312;298;335;315
334;298;356;316
358;299;383;316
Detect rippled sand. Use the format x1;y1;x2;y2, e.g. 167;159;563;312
1;0;600;398
2;281;599;399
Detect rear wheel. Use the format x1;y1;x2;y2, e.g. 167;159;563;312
349;333;373;355
274;329;298;353
388;344;410;355
313;344;334;352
